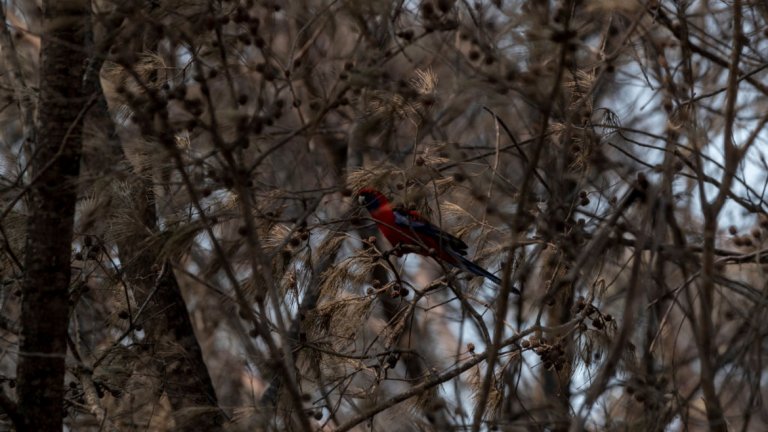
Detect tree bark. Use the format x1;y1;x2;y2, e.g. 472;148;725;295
76;6;227;427
82;53;225;432
16;1;89;430
114;182;225;431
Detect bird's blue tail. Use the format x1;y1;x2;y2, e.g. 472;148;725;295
441;252;519;294
455;255;520;295
457;255;501;284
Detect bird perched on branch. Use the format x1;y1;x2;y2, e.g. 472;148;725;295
357;188;517;293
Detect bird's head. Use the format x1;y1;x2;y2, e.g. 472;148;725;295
357;188;389;212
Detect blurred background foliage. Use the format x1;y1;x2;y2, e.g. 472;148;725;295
1;0;768;430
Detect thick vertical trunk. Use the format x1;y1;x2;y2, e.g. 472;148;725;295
81;47;224;432
77;8;226;428
16;1;88;431
113;181;225;431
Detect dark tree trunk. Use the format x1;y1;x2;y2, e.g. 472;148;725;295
16;1;89;430
77;7;226;428
114;181;225;431
82;48;225;432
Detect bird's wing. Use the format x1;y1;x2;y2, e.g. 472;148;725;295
392;207;468;255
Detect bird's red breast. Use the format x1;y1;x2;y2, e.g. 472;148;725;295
357;188;461;264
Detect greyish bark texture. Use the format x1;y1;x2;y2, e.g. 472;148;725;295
16;1;89;431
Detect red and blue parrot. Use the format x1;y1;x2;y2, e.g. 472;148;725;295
357;188;514;291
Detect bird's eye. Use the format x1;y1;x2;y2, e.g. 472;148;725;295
358;195;367;205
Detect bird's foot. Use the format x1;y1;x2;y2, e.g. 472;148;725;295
384;244;406;258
